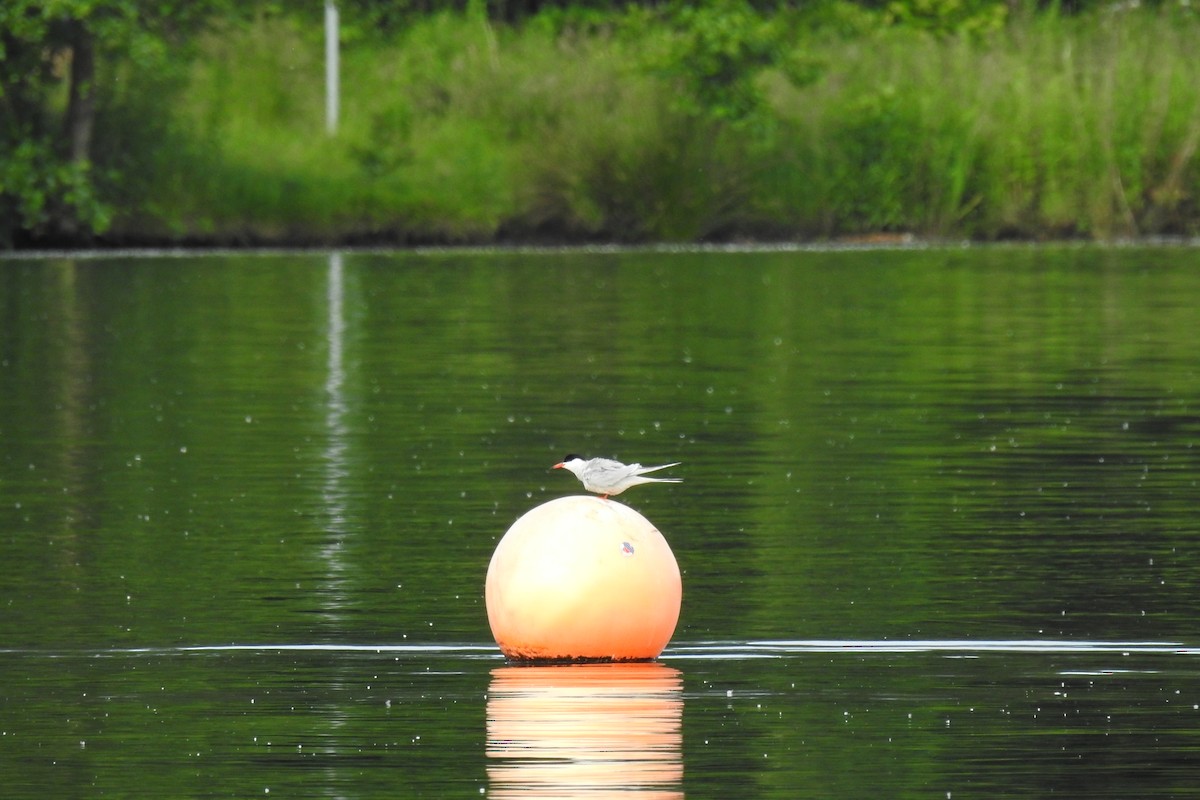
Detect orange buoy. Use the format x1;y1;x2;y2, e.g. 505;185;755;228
485;495;681;661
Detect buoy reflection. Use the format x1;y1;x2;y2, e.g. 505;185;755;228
486;662;684;798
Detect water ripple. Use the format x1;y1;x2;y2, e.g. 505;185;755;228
666;639;1200;657
4;639;1197;660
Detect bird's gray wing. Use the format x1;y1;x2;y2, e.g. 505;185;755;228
593;458;637;481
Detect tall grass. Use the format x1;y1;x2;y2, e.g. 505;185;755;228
764;9;1200;239
106;6;1200;243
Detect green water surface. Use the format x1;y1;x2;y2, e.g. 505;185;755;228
2;246;1199;797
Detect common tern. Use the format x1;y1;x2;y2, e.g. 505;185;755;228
552;454;682;498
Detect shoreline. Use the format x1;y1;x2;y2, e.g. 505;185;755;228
7;234;1200;261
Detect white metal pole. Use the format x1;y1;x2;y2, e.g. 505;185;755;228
325;0;339;135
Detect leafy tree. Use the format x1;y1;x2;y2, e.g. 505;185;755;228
0;1;241;246
641;1;822;124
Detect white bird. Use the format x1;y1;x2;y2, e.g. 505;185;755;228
552;454;682;498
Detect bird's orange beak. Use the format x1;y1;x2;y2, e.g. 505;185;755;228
552;462;565;469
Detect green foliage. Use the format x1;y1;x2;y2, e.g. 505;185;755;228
883;0;1008;35
6;1;1200;246
0;140;112;244
641;0;823;124
0;0;248;245
759;7;1200;239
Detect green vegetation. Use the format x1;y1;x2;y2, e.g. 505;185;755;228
0;0;246;246
4;1;1200;246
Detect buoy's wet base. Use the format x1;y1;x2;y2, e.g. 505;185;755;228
499;652;661;665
